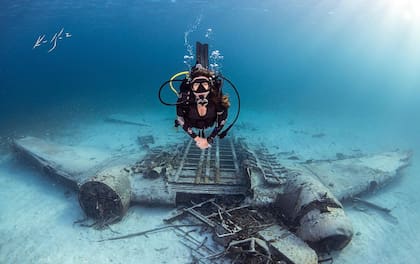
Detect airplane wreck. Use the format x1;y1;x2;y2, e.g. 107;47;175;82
12;135;411;263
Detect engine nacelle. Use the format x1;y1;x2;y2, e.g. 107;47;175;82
276;168;353;251
78;166;131;223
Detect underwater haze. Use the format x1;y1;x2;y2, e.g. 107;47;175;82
1;0;419;130
1;0;420;263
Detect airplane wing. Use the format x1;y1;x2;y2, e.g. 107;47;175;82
300;151;411;201
13;136;114;188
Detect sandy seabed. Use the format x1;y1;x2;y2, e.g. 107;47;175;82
0;108;419;264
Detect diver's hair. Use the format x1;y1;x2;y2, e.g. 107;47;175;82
212;92;230;109
190;68;214;79
221;94;230;108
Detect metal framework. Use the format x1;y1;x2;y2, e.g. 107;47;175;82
166;138;290;197
168;138;247;196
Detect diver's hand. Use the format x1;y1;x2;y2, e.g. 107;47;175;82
194;137;210;149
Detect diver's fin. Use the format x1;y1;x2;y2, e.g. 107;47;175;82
196;41;209;69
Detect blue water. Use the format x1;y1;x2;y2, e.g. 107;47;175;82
2;0;419;128
1;0;420;263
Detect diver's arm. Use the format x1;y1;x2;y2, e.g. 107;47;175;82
176;97;198;139
207;109;228;143
177;116;198;139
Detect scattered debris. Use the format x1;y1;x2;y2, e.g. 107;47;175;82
336;153;346;160
291;129;309;135
130;147;177;176
73;216;121;231
64;190;72;198
0;136;13;154
222;237;272;262
173;225;220;263
165;198;318;264
105;114;150;127
303;152;364;164
235;121;258;131
97;224;203;242
137;135;155;149
351;197;399;224
352;197;392;215
144;168;161;179
312;133;325;138
336;152;363;160
318;254;334;263
278;150;295;156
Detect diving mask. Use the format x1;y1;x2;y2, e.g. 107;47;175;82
191;77;211;93
191;76;212;106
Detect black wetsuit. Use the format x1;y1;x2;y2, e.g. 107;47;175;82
176;89;228;142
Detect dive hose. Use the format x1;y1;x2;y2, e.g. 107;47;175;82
158;72;240;138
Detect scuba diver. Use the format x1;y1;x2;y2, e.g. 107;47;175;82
158;42;240;150
175;64;230;149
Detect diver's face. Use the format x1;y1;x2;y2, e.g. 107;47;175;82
191;76;211;106
191;76;210;92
